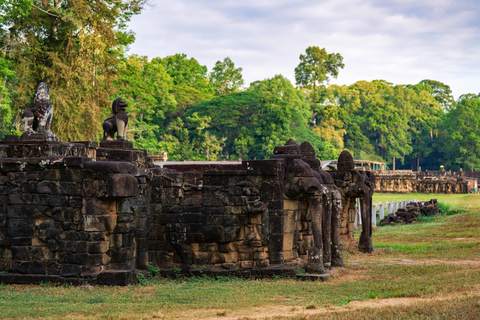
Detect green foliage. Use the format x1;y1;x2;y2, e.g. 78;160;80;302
147;263;161;277
161;53;214;97
158;113;226;161
295;46;344;91
443;93;480;171
115;55;176;152
2;0;145;141
187;75;335;160
209;57;244;96
419;79;455;111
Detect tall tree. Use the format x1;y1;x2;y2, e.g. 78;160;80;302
161;53;213;95
115;55;177;152
419;79;455;111
209;57;244;96
161;53;214;115
295;46;344;108
443;93;480;171
187;75;336;160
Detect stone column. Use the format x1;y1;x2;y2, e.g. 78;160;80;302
378;203;384;220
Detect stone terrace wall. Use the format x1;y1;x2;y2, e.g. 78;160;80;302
1;140;375;284
0;156;150;285
375;171;471;194
147;160;288;273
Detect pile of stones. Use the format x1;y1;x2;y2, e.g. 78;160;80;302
379;199;440;226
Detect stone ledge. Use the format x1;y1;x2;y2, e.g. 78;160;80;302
100;140;134;149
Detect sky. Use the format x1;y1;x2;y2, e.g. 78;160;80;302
127;0;480;99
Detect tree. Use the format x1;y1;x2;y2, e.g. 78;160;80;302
161;53;213;96
443;93;480;171
187;75;336;160
158;113;225;161
209;57;244;96
346;80;413;167
160;53;214;116
1;0;145;140
115;55;177;152
419;79;455;111
295;46;344;107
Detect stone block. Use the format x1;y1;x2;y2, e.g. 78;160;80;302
254;251;269;260
239;260;253;268
256;260;269;268
192;233;204;242
107;174;138;198
96;270;134;286
202;225;225;242
84;215;106;232
66;253;88;265
221;215;236;227
64;241;88;253
59;182;78;195
48;195;69;207
181;213;202;224
222;252;238;263
115;222;134;233
8;194;23;205
202;196;224;207
225;206;246;215
88;241;110;253
88;253;111;266
283;200;298;211
8;219;34;237
224;226;240;243
180;195;203;207
104;214;117;232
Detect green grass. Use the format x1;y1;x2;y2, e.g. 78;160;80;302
1;193;480;319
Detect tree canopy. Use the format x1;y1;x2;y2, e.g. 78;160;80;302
0;9;478;173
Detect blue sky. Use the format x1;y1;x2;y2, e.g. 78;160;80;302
127;0;480;99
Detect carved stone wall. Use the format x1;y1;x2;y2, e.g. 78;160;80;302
375;173;472;193
0;157;150;285
0;140;374;285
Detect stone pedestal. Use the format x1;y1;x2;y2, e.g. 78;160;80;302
21;132;58;142
100;140;134;149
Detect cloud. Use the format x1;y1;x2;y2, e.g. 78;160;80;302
128;0;480;98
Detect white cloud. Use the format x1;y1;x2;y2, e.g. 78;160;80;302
128;0;480;98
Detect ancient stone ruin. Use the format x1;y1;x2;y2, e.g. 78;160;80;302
375;170;477;194
379;199;440;226
0;87;376;285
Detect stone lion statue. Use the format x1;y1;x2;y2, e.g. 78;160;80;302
21;82;58;141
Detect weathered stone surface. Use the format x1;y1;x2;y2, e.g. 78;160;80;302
108;174;138;197
0;136;375;285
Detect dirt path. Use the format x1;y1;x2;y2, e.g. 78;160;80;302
349;258;480;266
157;259;480;320
162;290;479;320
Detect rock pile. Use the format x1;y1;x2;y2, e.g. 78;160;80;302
379;199;441;226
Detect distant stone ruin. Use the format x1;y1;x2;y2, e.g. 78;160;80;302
0;87;376;285
375;170;477;194
379;199;440;226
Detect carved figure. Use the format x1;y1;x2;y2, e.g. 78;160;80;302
334;150;375;253
300;141;344;267
21;82;58;141
103;97;129;140
272;139;328;273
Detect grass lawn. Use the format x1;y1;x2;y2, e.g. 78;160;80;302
1;193;480;319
